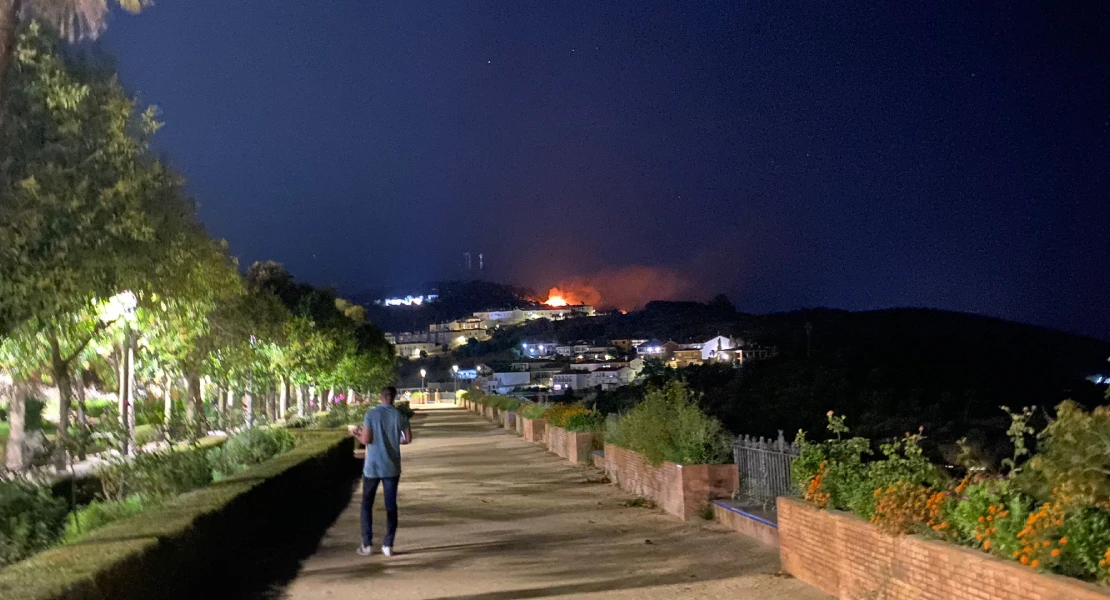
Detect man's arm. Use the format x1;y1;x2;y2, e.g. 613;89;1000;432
400;426;413;445
350;424;373;445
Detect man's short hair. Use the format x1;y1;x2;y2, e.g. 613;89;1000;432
382;386;398;401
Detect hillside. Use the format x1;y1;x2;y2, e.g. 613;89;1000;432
499;303;1110;459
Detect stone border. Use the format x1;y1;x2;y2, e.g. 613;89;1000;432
778;496;1110;600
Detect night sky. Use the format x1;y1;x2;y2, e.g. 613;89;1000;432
100;2;1110;339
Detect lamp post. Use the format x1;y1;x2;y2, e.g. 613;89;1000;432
420;368;427;402
452;365;459;395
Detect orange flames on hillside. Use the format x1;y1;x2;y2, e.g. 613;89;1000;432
539;267;695;311
543;287;584;307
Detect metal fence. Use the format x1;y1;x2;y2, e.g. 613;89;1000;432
733;430;801;509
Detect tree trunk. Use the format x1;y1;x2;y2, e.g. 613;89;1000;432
347;387;354;406
48;333;74;470
279;377;288;421
74;368;88;460
120;330;135;452
328;386;336;407
0;0;24;122
4;379;26;472
164;371;173;425
186;370;204;437
117;346;128;455
296;384;304;416
245;377;254;428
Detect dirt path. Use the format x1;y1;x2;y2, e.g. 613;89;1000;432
279;408;828;600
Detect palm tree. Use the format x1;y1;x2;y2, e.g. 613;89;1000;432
0;0;148;112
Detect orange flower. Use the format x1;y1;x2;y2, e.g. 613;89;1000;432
1059;537;1068;545
1051;549;1061;557
1031;559;1040;568
983;540;992;550
1020;555;1030;565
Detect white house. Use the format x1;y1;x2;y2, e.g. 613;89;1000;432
552;371;590;394
521;341;558;358
700;335;738;361
483;371;530;394
587;366;635;390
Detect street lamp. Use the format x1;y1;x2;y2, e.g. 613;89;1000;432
420;368;427;400
452;365;459;394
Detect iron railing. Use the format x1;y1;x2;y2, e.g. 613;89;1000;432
733;430;800;510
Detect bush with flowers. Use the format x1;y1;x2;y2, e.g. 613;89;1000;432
792;401;1110;584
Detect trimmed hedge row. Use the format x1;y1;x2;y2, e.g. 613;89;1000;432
0;431;355;600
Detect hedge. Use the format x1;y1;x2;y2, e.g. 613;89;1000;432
0;430;355;600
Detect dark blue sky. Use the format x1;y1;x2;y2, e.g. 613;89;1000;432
101;1;1110;339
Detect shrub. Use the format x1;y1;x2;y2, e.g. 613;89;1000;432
114;448;215;499
83;399;114;419
210;427;296;478
317;402;364;429
1021;401;1110;506
396;401;415;420
520;403;547;420
500;397;522;412
543;404;589;428
609;381;732;465
564;410;603;433
63;496;147;543
604;413;626;447
0;480;67;567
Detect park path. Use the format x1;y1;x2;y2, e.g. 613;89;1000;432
278;408;828;600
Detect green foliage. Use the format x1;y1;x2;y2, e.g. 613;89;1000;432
63;496;147;544
23;398;45;431
564;410;604;433
1058;507;1110;580
1001;405;1036;475
396;401;414;421
209;427;296;478
609;381;732;465
948;479;1032;563
1021;401;1110;506
520;403;547;420
110;448;214;500
500;397;522;412
0;479;68;567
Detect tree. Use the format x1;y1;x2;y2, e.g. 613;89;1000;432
0;24;179;469
0;1;149;115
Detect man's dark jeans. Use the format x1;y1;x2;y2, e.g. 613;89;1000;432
361;475;400;548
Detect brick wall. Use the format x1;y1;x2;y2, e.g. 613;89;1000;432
522;418;545;442
501;411;516;431
592;450;605;470
546;425;569;458
603;444;738;520
545;426;595;464
565;431;594;464
778;496;1110;600
515;413;524;435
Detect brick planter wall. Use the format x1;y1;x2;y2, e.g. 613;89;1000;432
515;413;524;435
592;450;605;470
522;417;545;442
603;444;738;521
713;501;779;548
546;425;568;457
502;411;516;430
778;496;1110;600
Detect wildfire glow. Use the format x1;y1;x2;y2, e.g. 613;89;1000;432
544;287;570;307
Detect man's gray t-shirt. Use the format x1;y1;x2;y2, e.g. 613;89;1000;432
363;404;409;478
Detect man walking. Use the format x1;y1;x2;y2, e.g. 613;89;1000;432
349;386;412;556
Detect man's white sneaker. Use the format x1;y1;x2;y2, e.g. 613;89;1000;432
382;546;394;557
356;545;373;556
